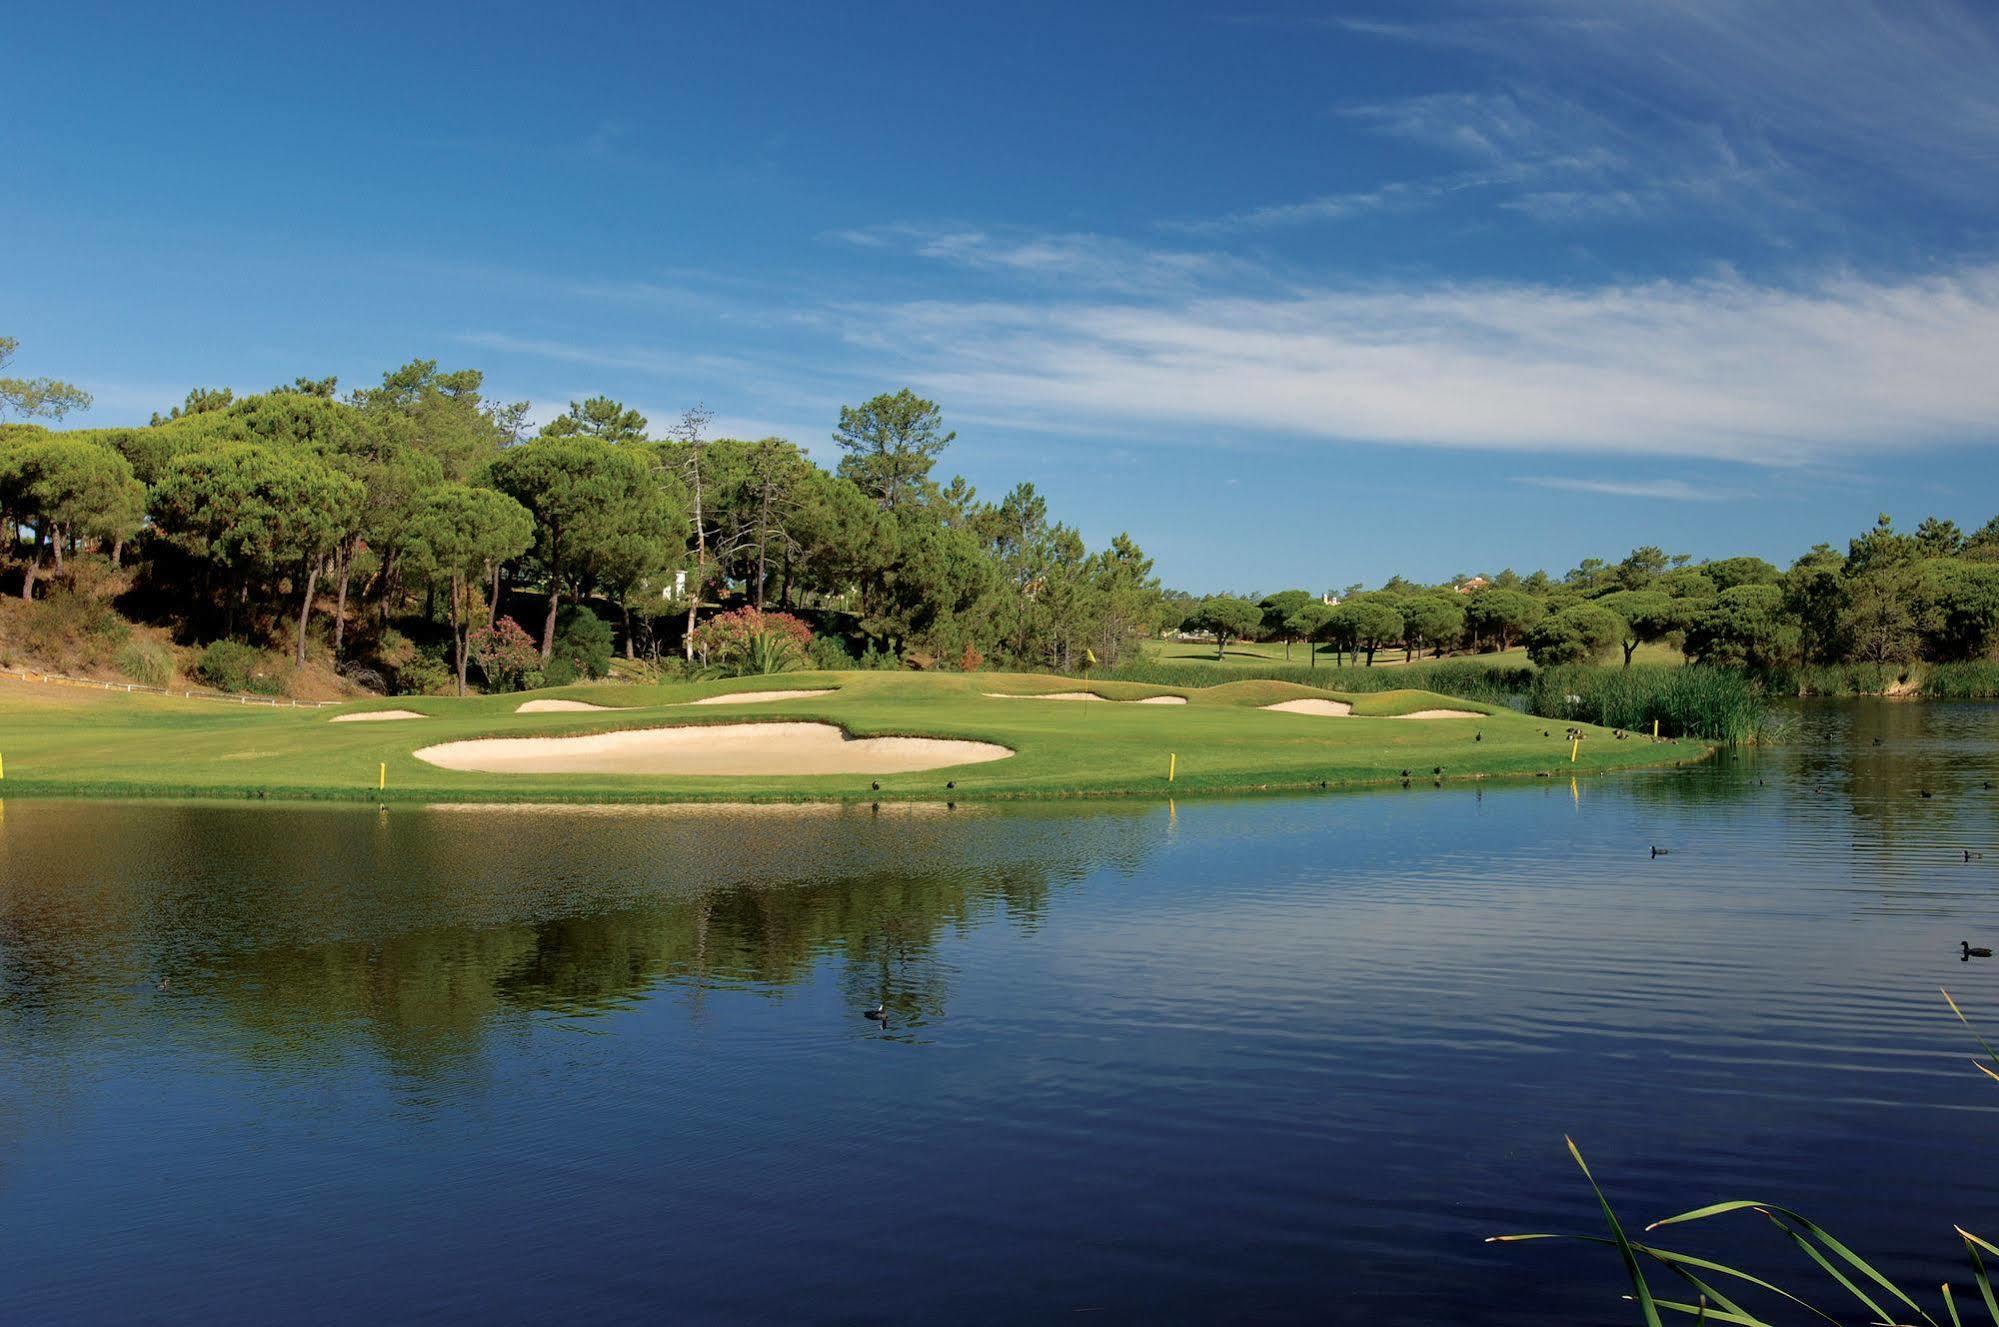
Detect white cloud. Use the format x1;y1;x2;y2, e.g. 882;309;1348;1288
1516;477;1746;502
840;262;1999;464
829;223;1246;294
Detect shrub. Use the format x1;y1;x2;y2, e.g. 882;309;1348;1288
552;606;614;680
541;656;578;687
195;640;269;693
959;643;984;672
807;634;857;670
20;583;130;661
690;608;814;676
394;653;452;696
114;639;173;688
469;616;541;692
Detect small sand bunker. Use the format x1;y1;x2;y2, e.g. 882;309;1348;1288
516;699;616;713
1394;709;1485;720
1262;699;1353;717
984;691;1186;705
684;689;835;706
414;722;1010;776
330;709;425;723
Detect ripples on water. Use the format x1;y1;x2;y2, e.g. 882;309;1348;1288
2;700;1997;1324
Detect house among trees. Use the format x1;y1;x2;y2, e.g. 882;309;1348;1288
1453;576;1491;595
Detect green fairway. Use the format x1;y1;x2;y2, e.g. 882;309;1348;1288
0;671;1704;803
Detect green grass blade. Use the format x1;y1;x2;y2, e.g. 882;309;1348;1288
1648;1201;1936;1326
1567;1137;1664;1327
1942;990;1999;1077
1648;1296;1766;1325
1488;1232;1837;1323
1754;1210;1891;1324
1958;1230;1999;1324
1942;1281;1963;1327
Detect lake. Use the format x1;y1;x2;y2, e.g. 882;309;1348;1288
3;700;1997;1324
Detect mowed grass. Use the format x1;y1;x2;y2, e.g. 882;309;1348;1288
0;670;1704;803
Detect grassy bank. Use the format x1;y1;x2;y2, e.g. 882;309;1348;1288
0;670;1702;803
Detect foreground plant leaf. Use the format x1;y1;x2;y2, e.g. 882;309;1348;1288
1644;1201;1938;1327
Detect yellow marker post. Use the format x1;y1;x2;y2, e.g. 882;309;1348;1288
0;751;6;780
1570;737;1580;763
1653;718;1660;740
1168;753;1177;783
378;762;386;791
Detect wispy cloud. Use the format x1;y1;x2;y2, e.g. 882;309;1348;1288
835;260;1999;464
828;223;1249;294
1516;477;1746;502
1340;2;1999;204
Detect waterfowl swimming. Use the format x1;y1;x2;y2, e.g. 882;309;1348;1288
1966;850;1985;861
1651;846;1671;858
863;1003;887;1020
157;977;171;992
1919;789;1934;799
1964;942;1993;959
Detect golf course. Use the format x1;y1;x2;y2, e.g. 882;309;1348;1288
0;670;1703;802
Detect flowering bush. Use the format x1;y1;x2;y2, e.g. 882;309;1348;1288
470;616;541;692
690;608;814;675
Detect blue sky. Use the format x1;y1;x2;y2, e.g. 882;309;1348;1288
8;1;1999;593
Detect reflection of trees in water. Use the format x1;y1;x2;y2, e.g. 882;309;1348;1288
0;801;1160;1082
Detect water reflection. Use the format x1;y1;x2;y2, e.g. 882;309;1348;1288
0;801;1157;1082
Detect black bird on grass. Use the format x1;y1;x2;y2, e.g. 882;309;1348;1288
945;780;955;790
1432;766;1443;776
870;780;881;792
1964;941;1994;959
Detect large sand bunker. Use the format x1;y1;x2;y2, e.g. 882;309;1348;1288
684;689;835;706
516;699;617;713
984;691;1187;705
413;722;1011;776
1395;709;1484;719
1262;699;1353;717
330;709;425;723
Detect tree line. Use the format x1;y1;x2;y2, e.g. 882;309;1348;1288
0;337;1168;693
1183;522;1999;672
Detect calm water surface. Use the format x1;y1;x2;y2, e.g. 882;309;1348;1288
3;701;1998;1324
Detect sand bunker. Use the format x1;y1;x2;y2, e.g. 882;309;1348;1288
1262;699;1354;717
516;699;616;713
684;689;835;706
984;691;1187;705
1394;709;1485;720
330;709;425;723
413;722;1011;776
